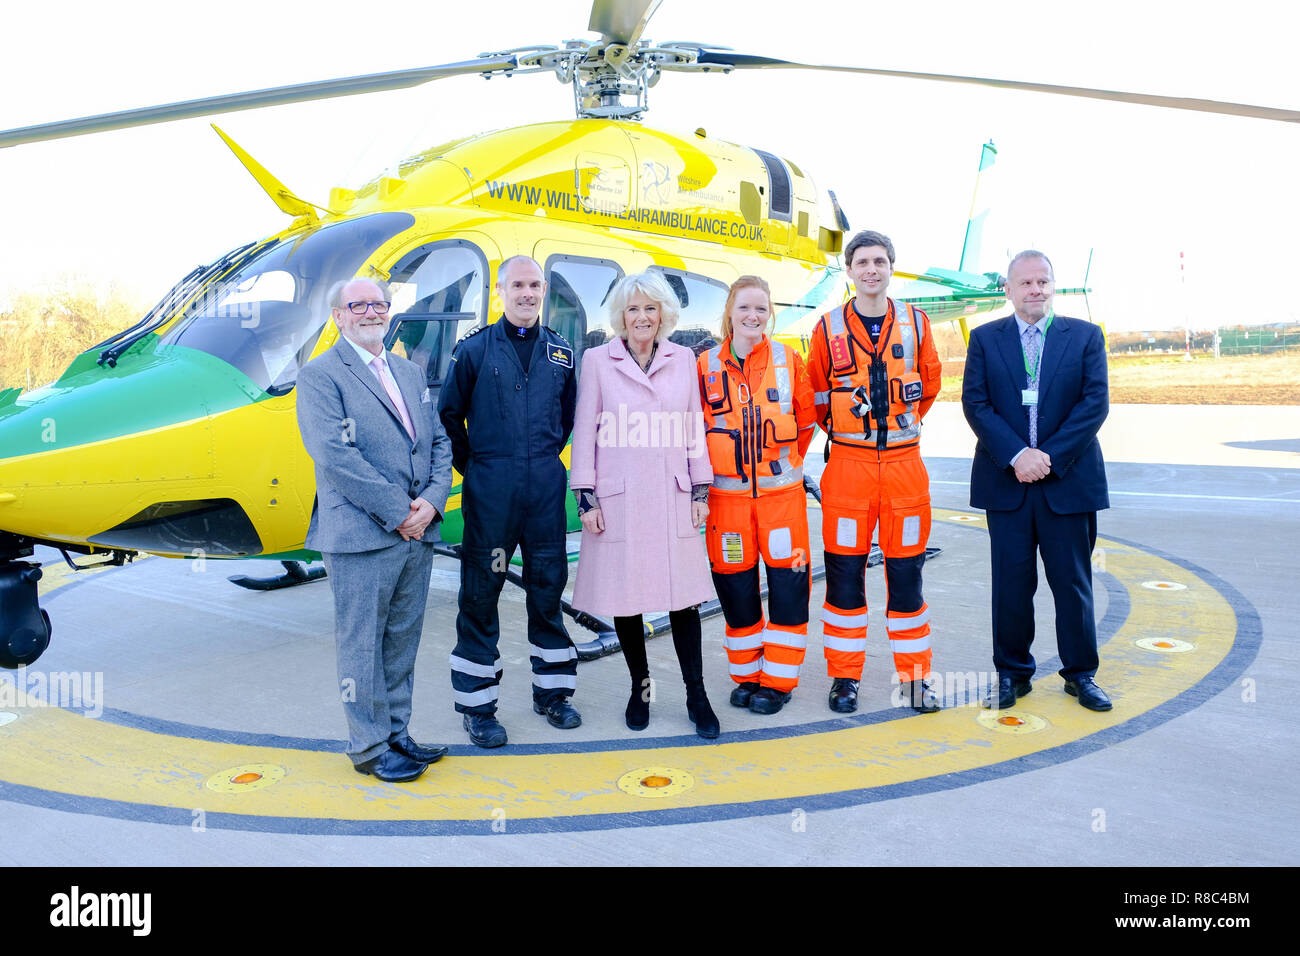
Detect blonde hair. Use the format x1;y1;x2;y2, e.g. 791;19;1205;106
719;275;774;341
607;271;681;342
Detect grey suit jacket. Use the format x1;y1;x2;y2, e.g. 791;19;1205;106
297;338;453;553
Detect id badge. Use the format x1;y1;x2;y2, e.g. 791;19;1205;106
1021;389;1039;406
721;532;744;564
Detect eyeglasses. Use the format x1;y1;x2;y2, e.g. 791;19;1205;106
344;300;391;315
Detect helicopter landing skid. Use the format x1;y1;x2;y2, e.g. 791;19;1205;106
227;560;327;591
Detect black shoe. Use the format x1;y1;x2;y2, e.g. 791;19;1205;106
685;683;720;739
534;697;583;729
1064;676;1113;712
749;686;791;716
983;675;1032;709
625;680;650;731
389;734;448;764
729;681;761;708
463;712;508;748
354;748;427;783
904;679;941;713
828;678;859;713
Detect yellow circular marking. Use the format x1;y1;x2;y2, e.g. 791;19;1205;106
1137;637;1195;653
1142;580;1187;591
948;514;982;522
5;512;1242;830
205;764;286;794
976;710;1048;734
617;766;694;799
0;712;17;727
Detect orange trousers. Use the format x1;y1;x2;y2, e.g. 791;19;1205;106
819;450;932;681
706;484;811;693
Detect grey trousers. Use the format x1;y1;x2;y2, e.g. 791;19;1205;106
322;539;436;764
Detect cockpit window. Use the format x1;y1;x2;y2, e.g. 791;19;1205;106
157;212;414;394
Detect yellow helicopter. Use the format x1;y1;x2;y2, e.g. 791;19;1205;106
1;0;1295;668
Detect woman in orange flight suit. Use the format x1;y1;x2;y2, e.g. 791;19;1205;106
697;276;816;715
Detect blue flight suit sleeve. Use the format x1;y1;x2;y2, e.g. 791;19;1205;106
438;336;478;477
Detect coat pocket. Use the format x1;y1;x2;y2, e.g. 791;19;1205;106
674;472;698;538
885;493;931;557
595;476;627;543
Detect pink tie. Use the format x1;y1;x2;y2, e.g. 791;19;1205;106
370;355;416;441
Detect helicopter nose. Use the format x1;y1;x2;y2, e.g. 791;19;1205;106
0;342;268;549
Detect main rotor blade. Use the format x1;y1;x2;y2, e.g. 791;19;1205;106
687;52;1300;124
588;0;662;47
0;56;519;148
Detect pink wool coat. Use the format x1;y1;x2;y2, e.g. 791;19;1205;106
569;337;714;618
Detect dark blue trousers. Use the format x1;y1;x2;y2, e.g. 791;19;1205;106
985;483;1099;682
450;456;576;714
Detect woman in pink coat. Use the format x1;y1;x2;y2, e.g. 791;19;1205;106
569;272;718;738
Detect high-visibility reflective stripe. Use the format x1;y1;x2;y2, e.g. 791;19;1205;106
814;390;830;404
886;607;931;631
453;686;499;707
889;635;932;654
714;465;803;492
762;660;802;679
724;633;765;652
821;607;868;628
730;659;763;676
529;643;578;662
894;299;916;374
533;673;578;690
763;628;808;650
771;342;793;414
823;634;868;652
767;527;793;561
829;308;846;337
450;654;501;678
707;345;722;373
833;424;921;445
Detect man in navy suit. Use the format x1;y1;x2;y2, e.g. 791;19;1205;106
961;250;1112;712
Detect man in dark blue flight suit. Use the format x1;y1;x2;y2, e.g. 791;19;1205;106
438;255;580;748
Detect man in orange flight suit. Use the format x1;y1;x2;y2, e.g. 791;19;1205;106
808;229;943;714
699;276;817;716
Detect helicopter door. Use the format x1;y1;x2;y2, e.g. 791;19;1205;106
385;312;476;393
382;238;489;396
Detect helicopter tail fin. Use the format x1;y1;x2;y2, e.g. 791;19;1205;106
958;140;997;274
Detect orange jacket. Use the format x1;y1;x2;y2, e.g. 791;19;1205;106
698;335;816;495
808;298;941;455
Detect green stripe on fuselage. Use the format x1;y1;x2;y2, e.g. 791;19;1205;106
0;337;268;460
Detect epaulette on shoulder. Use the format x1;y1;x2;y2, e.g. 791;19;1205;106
542;326;573;350
453;324;488;349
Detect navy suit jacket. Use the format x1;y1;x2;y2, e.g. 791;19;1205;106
962;313;1109;514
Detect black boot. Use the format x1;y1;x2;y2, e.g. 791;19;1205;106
685;682;720;739
626;677;650;731
615;615;651;731
670;607;720;739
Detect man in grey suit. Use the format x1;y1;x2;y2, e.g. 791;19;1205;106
297;277;454;782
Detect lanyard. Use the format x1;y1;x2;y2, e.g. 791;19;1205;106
1021;313;1054;381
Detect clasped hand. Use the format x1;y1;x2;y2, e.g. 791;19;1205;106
396;497;438;540
1014;448;1052;483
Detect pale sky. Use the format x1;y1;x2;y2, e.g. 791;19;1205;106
2;0;1297;332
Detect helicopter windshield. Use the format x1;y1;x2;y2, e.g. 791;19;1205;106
157;212;414;394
